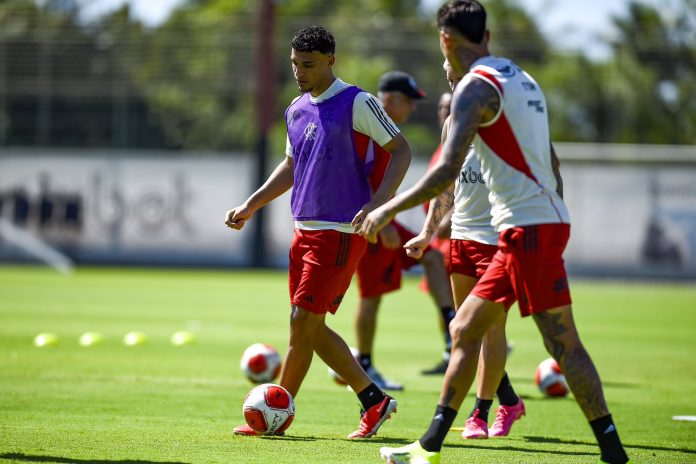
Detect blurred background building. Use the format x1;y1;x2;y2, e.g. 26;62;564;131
1;0;695;278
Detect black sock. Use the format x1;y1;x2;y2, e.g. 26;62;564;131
359;353;372;370
356;382;385;411
590;414;629;464
419;405;458;452
496;372;519;407
469;398;493;423
440;306;455;349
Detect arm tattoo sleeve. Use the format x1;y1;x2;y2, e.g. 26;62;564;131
423;187;455;239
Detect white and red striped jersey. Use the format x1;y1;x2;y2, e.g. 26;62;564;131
462;55;570;231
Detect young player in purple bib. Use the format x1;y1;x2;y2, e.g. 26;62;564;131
225;25;412;439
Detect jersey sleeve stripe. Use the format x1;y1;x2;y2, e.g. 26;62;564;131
472;69;504;95
366;97;399;139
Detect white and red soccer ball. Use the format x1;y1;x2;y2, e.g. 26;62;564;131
535;357;570;397
240;343;282;384
242;383;295;435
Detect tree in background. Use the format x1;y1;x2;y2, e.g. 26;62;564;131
0;0;693;149
609;1;695;143
129;0;258;150
485;0;550;64
536;0;695;144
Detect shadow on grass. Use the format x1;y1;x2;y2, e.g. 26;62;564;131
524;436;696;455
234;434;415;445
335;437;595;457
513;377;639;389
0;454;188;464
254;435;317;442
443;442;596;457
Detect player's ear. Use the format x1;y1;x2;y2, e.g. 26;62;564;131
440;29;452;49
328;54;335;66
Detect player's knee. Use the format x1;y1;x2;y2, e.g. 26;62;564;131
449;317;485;345
289;306;323;336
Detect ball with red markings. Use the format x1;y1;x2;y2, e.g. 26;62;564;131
240;343;282;384
242;383;295;435
535;357;570;397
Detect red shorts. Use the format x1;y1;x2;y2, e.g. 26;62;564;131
472;224;572;317
432;237;451;270
356;221;429;298
289;229;367;315
450;238;498;279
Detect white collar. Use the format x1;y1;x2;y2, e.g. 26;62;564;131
309;78;350;103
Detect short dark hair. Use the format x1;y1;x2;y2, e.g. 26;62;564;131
437;0;487;44
291;26;335;55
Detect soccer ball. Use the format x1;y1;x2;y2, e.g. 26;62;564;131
242;383;295;435
535;357;570;397
327;346;360;385
240;343;282;384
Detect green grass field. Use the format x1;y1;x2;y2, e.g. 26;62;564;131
1;266;695;463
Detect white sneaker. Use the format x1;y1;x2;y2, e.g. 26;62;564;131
366;365;404;391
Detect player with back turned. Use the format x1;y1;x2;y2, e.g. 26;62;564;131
405;59;526;440
359;2;631;463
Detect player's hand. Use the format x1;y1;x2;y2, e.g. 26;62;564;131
378;223;401;250
224;204;253;231
358;204;396;244
404;233;429;259
351;200;379;234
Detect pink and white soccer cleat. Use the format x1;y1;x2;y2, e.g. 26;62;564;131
489;398;526;437
462;409;488;439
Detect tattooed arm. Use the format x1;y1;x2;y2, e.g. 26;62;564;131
550;143;563;198
425;187;455;241
359;77;500;241
404;117;455;258
404;185;455;259
423;117;457;241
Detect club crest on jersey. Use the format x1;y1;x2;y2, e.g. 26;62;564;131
497;64;520;77
304;122;318;141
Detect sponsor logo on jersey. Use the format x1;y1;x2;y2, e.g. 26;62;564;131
521;82;537;91
527;100;545;113
458;166;485;185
